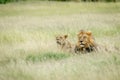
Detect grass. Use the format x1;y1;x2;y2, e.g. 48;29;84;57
0;1;120;80
26;52;71;62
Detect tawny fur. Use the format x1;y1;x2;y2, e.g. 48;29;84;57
74;30;97;53
56;35;72;52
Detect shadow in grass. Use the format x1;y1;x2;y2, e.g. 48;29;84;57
26;52;71;63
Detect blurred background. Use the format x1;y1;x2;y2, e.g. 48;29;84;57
0;0;120;80
0;0;119;4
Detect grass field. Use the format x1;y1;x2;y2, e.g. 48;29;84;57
0;1;120;80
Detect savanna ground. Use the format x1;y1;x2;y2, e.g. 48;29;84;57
0;1;120;80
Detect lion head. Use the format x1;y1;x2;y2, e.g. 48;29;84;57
75;30;96;53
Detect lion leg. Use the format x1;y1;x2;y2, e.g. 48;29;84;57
74;45;81;54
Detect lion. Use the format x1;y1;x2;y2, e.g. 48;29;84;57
74;30;97;53
56;34;72;52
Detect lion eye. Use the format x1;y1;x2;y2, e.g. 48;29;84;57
83;36;86;38
79;36;82;38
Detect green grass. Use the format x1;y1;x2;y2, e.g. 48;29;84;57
0;2;120;17
0;1;120;80
26;52;71;62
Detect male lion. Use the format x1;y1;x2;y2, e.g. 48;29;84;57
74;30;97;53
56;35;72;52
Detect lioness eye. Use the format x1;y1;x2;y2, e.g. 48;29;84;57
60;37;62;39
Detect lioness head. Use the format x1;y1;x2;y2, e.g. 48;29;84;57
56;35;68;46
56;34;72;52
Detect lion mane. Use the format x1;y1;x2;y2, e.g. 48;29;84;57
74;30;97;53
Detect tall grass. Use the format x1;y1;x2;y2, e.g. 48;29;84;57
0;1;120;80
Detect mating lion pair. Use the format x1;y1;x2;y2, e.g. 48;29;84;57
56;30;97;54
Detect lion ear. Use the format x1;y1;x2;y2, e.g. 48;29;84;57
86;31;92;36
64;35;68;39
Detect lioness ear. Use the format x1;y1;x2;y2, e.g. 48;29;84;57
86;31;92;36
64;35;68;39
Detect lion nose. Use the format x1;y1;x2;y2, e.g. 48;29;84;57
80;40;83;43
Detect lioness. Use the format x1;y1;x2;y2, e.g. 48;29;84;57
74;30;97;53
56;35;72;52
